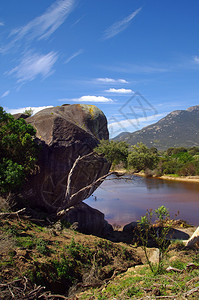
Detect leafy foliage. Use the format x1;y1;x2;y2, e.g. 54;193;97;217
127;142;159;172
0;106;38;195
23;108;33;116
94;139;129;168
137;206;172;274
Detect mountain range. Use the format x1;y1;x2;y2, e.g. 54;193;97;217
113;105;199;150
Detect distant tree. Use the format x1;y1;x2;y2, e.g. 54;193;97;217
0;107;38;196
94;140;129;168
127;143;159;172
172;152;193;164
178;161;199;176
167;147;187;156
166;147;175;156
23;108;33;116
150;147;158;154
188;146;199;156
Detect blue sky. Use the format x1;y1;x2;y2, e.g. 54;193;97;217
0;0;199;137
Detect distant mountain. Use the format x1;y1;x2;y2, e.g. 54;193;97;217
113;105;199;150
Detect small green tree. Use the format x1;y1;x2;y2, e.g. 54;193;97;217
23;108;33;116
94;140;129;168
0;107;38;195
137;206;172;274
127;143;159;172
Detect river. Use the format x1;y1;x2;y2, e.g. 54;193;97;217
85;174;199;226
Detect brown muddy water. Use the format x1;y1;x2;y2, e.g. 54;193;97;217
85;174;199;226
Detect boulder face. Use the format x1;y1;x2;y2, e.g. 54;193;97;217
64;202;113;236
22;104;110;212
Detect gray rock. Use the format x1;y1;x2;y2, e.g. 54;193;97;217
64;202;113;236
21;104;110;212
123;222;138;233
12;113;29;120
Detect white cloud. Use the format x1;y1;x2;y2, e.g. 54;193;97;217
103;7;142;40
8;51;58;83
65;49;83;64
59;95;114;103
193;56;199;64
6;106;53;115
1;0;75;52
0;90;10;98
96;78;128;84
0;22;4;26
105;88;133;94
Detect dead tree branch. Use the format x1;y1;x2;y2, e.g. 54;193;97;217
0;208;26;219
57;171;114;216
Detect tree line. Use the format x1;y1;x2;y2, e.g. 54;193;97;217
94;140;199;176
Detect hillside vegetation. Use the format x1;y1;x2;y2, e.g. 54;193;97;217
113;105;199;150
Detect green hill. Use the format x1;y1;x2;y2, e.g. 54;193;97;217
113;105;199;150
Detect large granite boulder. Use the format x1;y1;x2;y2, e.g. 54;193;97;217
64;202;113;236
21;104;110;212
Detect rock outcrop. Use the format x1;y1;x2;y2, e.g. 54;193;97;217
21;104;110;213
64;202;113;236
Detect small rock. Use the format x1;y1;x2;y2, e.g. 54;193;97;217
123;222;138;233
169;255;179;262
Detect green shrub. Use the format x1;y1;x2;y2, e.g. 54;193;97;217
137;206;172;274
0;107;39;196
36;239;50;255
94;140;129;168
127;143;159;172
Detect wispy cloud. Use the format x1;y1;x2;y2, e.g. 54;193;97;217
71;16;85;27
7;51;58;83
0;90;10;98
1;0;75;52
65;49;83;64
0;22;4;26
96;78;128;84
193;56;199;64
105;88;133;94
59;95;114;103
103;7;142;40
6;106;53;115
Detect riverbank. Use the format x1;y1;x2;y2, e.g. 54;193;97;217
112;168;199;183
135;172;199;183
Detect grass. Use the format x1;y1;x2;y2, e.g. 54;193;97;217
0;212;198;299
78;262;199;299
0;218;140;296
166;173;179;177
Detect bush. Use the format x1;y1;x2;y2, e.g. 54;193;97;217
178;161;199;176
94;140;129;168
127;143;159;172
137;206;172;274
0;107;38;196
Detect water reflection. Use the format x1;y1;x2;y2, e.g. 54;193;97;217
85;175;199;226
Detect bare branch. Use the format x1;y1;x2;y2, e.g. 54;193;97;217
166;266;182;273
65;155;81;201
0;208;26;219
184;286;199;297
57;171;114;215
